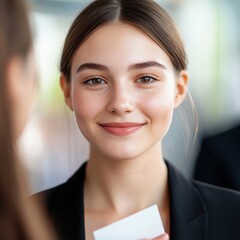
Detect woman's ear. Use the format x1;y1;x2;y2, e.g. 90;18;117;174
174;70;188;108
60;74;73;111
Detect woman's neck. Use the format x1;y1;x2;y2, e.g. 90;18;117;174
84;144;169;217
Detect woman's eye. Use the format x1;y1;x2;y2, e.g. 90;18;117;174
84;78;106;85
136;76;157;84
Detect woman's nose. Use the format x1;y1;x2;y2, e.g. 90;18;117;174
106;86;135;115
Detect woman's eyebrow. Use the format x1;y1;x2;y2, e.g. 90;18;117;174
76;63;108;73
76;61;166;73
128;61;166;71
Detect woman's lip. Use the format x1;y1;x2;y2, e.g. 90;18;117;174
99;122;145;127
98;122;145;136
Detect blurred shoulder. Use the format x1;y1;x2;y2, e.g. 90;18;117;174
202;123;240;144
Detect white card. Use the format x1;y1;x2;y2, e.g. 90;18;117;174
93;204;165;240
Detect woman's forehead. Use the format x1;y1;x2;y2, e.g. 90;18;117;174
72;22;173;70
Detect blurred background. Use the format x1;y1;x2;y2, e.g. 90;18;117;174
19;0;240;193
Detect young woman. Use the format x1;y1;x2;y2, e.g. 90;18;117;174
0;0;56;239
39;0;240;239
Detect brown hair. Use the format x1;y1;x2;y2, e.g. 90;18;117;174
60;0;187;82
0;0;56;239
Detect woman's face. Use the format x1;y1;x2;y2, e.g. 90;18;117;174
62;23;187;160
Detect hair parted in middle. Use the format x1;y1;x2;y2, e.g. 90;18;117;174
60;0;187;82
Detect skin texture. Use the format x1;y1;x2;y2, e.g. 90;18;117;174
61;22;187;240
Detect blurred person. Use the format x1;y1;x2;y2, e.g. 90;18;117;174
0;0;57;239
36;0;240;240
194;122;240;191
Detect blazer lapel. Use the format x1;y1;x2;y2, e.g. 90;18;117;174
48;161;207;240
166;161;208;240
50;163;87;240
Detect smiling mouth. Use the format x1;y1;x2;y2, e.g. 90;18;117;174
99;122;146;136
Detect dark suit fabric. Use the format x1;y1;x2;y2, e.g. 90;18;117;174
38;161;240;240
194;124;240;191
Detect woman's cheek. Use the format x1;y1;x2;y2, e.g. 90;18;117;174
71;90;102;121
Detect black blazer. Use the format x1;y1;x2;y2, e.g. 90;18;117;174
194;124;240;191
37;161;240;240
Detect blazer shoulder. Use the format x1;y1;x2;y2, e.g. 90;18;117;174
193;180;240;215
37;182;67;210
33;162;87;211
191;180;240;238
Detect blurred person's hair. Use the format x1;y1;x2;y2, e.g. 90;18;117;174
0;0;56;239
